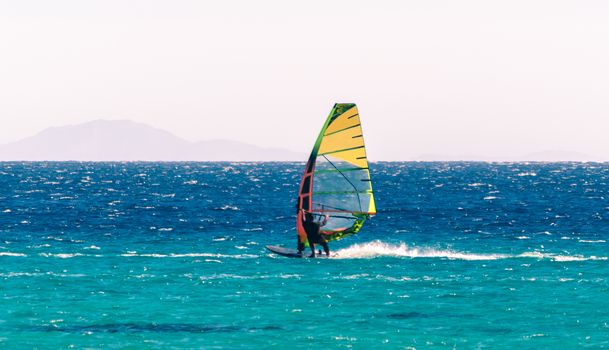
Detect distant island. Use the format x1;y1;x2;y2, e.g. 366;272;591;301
0;119;602;162
0;120;305;161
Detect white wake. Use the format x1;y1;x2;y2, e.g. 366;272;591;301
333;241;607;261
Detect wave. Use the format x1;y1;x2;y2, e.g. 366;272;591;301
333;241;607;261
517;252;606;262
19;323;282;334
213;205;239;211
4;243;604;262
39;253;86;258
334;242;508;260
200;273;301;281
120;252;257;259
5;252;257;259
0;252;27;257
0;272;87;278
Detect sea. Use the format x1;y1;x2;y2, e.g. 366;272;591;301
1;162;608;349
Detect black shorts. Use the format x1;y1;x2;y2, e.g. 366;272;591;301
306;232;327;244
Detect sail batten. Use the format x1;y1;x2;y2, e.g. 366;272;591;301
324;124;362;137
319;145;366;156
315;167;368;173
296;103;375;242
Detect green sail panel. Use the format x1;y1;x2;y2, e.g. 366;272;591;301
296;103;376;242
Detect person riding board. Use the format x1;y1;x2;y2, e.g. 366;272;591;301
296;209;330;257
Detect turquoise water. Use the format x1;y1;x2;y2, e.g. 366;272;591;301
1;162;609;348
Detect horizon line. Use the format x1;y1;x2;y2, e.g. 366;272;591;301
1;160;608;163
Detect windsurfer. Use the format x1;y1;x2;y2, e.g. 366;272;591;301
298;209;330;257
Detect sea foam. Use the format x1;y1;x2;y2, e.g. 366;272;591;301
333;241;607;261
334;241;508;260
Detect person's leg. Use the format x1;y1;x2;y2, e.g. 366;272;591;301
320;240;330;256
309;243;316;257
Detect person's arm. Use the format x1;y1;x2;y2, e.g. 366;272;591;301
320;214;329;227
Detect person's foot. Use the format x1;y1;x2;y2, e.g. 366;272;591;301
308;254;316;258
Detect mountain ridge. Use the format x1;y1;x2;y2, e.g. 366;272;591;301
0;120;603;162
0;120;305;161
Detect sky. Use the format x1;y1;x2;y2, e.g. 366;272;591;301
1;0;608;160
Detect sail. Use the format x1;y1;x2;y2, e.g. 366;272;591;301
296;103;376;242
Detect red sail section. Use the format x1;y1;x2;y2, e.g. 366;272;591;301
296;158;315;245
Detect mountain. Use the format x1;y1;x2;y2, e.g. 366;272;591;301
1;120;601;162
0;120;305;161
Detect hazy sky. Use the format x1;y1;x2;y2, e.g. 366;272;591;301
1;0;608;160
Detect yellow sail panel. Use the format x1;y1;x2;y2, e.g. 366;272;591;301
317;125;364;155
320;147;368;168
368;193;377;214
323;106;360;135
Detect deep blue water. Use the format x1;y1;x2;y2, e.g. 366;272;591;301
1;162;609;349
